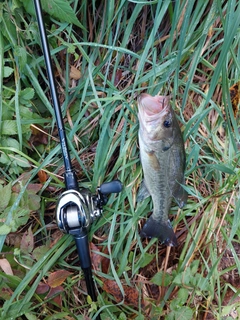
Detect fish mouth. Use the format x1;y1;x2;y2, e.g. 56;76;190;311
138;93;169;116
138;93;171;131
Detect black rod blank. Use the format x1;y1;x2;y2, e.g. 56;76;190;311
33;0;78;190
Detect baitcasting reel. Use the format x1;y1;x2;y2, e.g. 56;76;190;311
56;180;122;235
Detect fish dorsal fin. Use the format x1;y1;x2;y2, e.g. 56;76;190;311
137;180;150;202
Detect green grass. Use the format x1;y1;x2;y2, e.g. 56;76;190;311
0;0;239;319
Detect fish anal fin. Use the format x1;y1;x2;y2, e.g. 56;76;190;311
137;180;150;202
172;182;188;209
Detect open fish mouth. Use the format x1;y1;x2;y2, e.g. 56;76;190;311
138;93;170;117
137;93;171;133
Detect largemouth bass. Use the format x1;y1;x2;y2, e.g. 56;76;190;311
137;93;187;246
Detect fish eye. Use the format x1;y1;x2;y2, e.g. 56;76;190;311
163;120;172;128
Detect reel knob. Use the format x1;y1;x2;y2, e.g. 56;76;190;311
99;180;123;194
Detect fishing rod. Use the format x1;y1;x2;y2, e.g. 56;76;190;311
33;0;122;316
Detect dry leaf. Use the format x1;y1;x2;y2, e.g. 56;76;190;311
70;66;81;80
46;286;64;307
103;280;123;303
30;125;48;146
101;246;110;274
5;233;22;247
20;226;34;254
114;69;123;86
230;81;240;117
38;170;48;183
47;270;73;288
0;258;13;275
124;286;142;308
36;282;50;294
27;183;42;194
50;230;63;248
0;287;13;300
12;182;42;194
103;280;142;308
90;242;102;271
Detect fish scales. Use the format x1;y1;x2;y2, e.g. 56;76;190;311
137;93;188;246
140;139;171;221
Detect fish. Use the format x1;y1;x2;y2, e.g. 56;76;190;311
137;93;188;246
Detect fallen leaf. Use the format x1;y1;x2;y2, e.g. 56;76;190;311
0;258;13;275
90;242;102;271
20;226;34;254
36;282;50;294
101;246;110;274
12;177;42;194
0;287;13;300
50;230;63;248
30;125;48;146
124;286;142;308
47;270;73;288
229;81;240;117
114;69;123;86
5;232;22;247
38;170;48;183
27;183;42;194
70;65;81;80
46;286;64;307
103;280;142;308
103;280;123;303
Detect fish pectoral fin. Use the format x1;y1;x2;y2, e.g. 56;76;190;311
172;182;188;209
146;150;160;170
137;180;150;202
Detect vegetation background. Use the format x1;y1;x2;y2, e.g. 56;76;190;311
0;0;239;319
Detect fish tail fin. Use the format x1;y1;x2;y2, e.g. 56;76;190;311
140;216;178;246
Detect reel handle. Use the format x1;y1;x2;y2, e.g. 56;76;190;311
99;179;123;194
